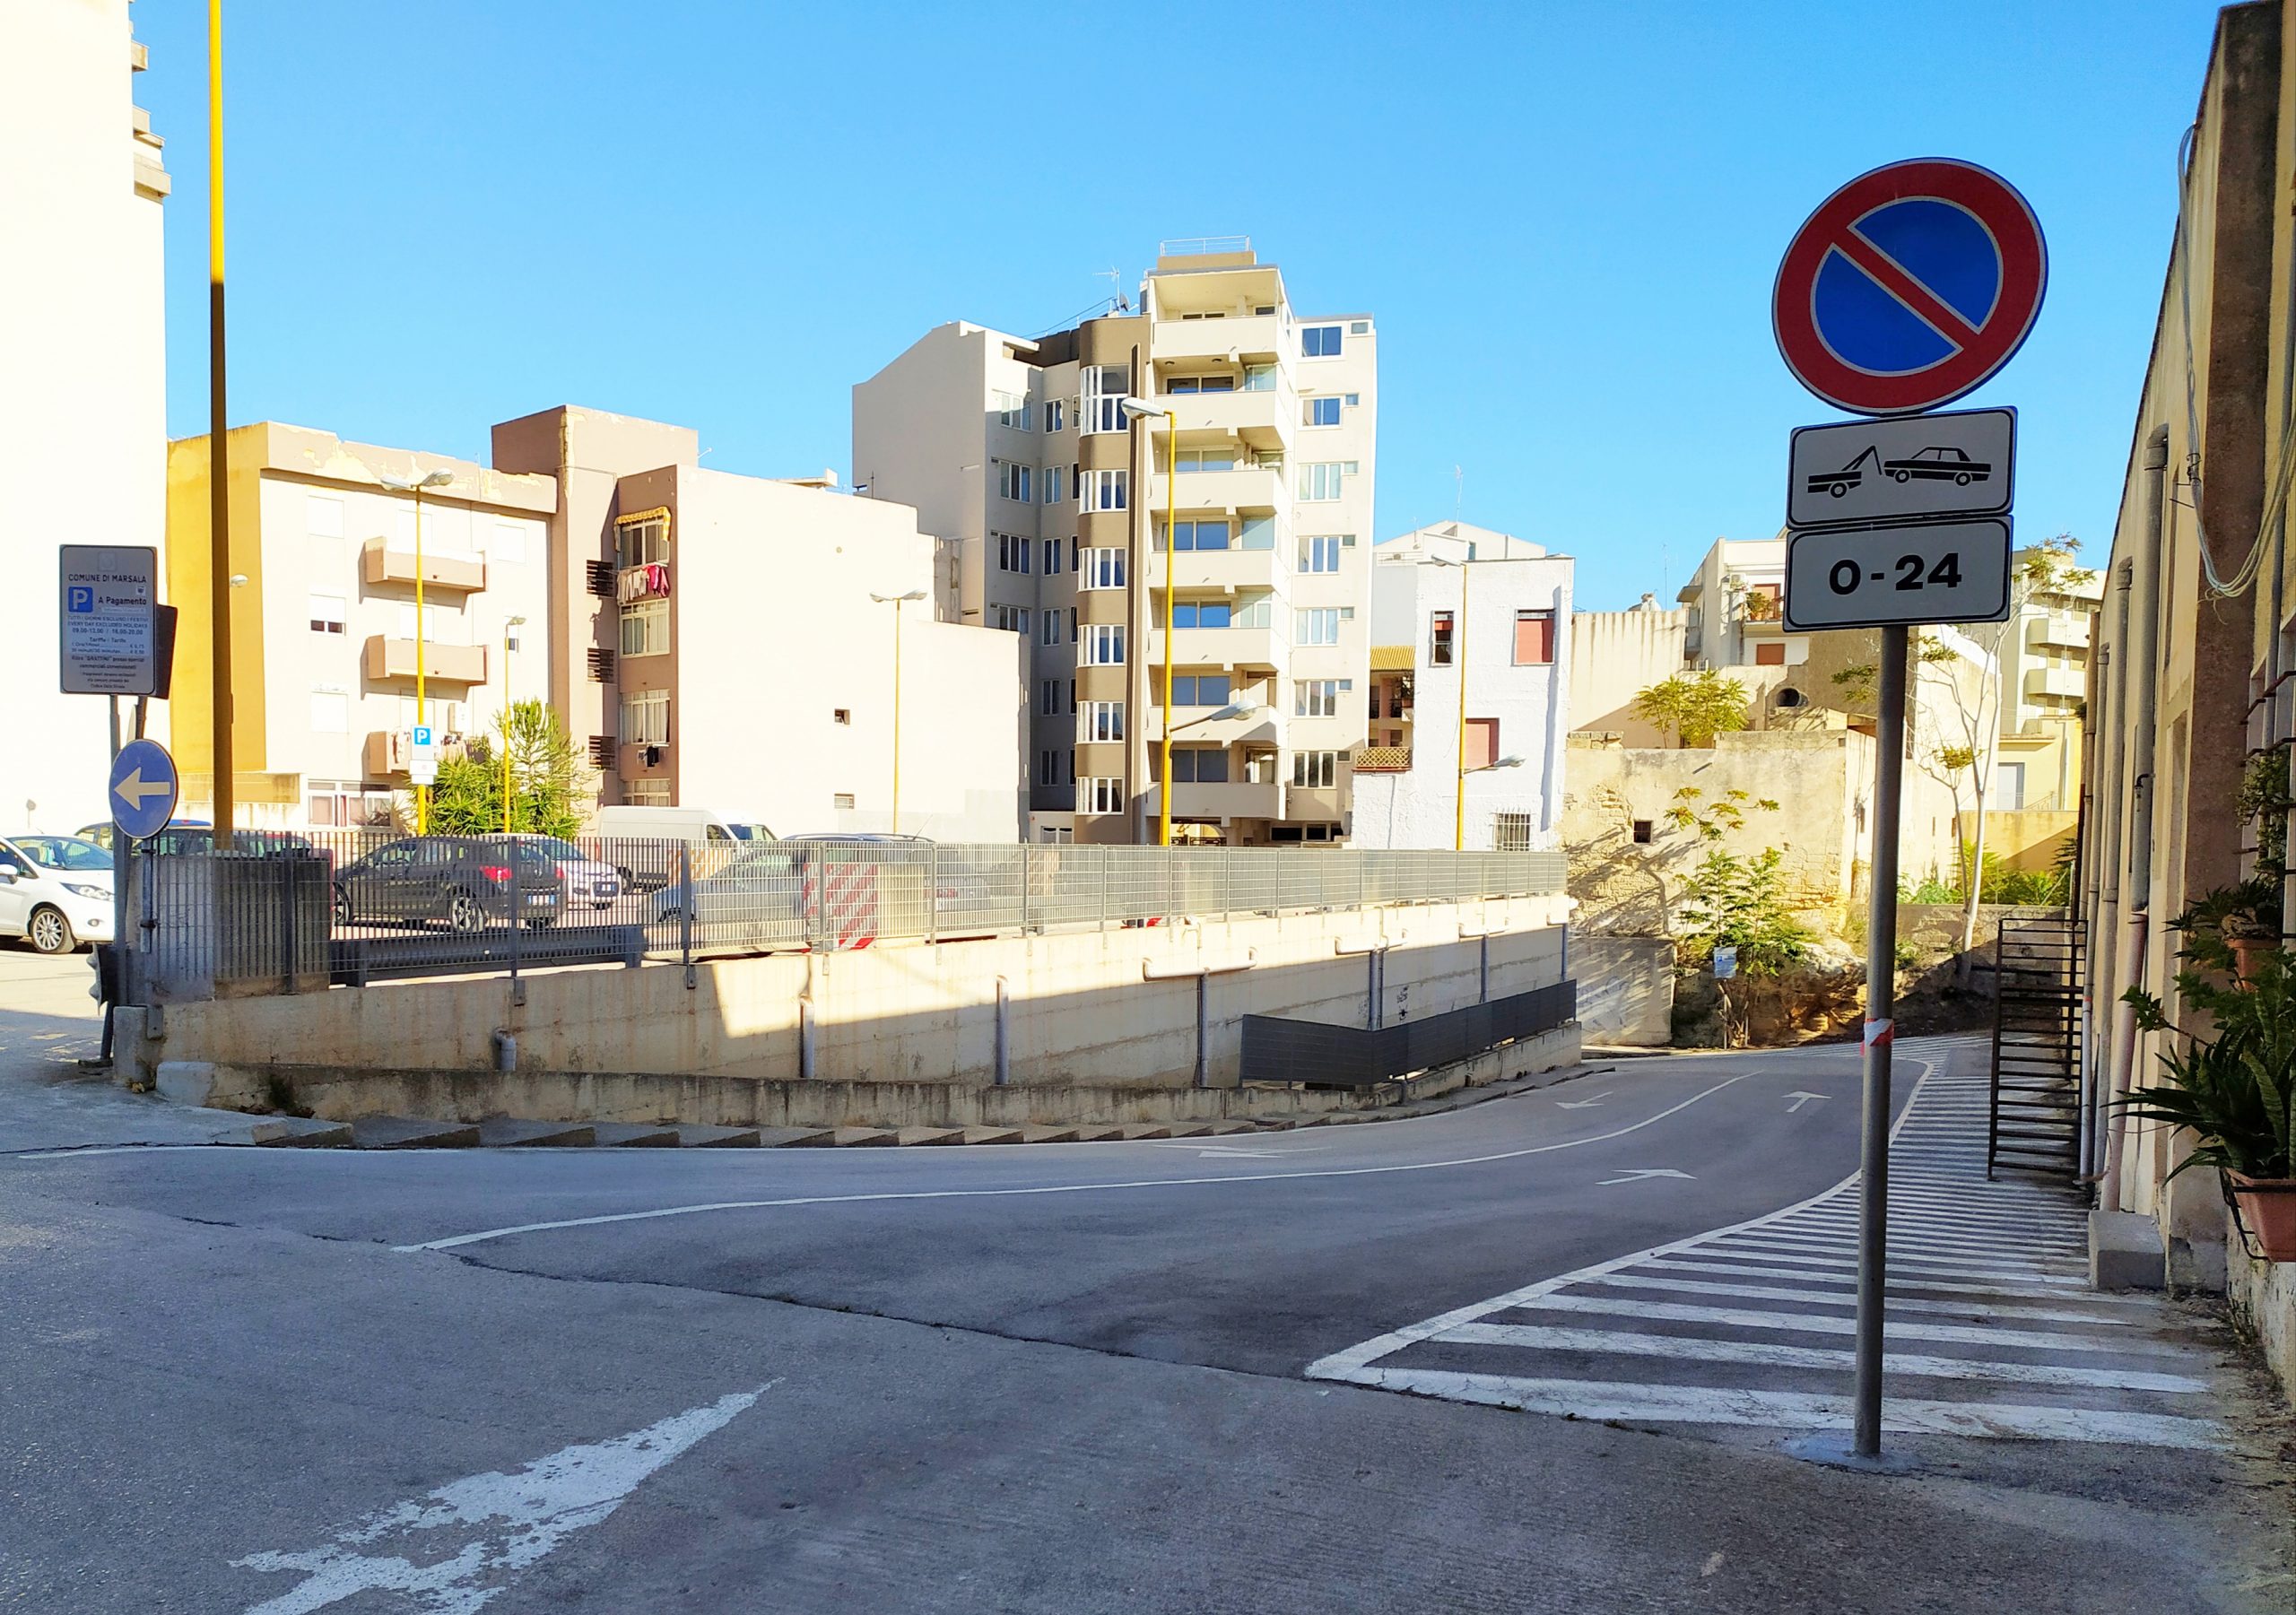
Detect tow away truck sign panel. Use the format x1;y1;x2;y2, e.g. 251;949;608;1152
1781;517;2013;631
1787;407;2014;530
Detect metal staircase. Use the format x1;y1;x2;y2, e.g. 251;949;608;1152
1988;913;2084;1180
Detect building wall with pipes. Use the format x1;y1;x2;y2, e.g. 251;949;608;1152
2080;0;2286;1295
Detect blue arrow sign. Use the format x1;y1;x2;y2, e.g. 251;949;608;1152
109;738;178;841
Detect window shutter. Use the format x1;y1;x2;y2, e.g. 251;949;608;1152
586;560;616;598
587;647;616;682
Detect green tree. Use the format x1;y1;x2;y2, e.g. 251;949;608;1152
422;740;503;834
1675;847;1812;976
413;701;593;838
1632;670;1751;749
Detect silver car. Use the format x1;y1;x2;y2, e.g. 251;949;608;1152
652;847;805;947
511;836;622;911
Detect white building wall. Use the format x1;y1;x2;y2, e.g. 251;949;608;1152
0;0;165;832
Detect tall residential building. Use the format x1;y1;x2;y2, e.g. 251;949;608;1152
855;238;1378;845
1994;548;2104;815
1351;523;1571;850
2;0;168;832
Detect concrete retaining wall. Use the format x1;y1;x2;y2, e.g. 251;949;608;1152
2227;1209;2296;1416
1570;935;1674;1045
126;894;1572;1104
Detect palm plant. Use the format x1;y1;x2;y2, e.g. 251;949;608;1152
2118;949;2296;1182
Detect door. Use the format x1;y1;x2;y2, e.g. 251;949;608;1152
354;842;417;922
414;840;465;921
0;841;32;936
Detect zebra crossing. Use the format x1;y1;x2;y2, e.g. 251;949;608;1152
1308;1042;2229;1447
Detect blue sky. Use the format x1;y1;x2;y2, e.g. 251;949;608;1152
135;1;2222;609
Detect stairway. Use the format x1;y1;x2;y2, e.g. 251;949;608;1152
1988;913;2084;1180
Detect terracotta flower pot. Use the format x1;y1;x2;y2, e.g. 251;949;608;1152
2228;1171;2296;1261
2228;937;2276;982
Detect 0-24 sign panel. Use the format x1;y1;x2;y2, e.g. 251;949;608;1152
1782;517;2012;631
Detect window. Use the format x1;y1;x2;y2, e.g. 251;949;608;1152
1295;680;1339;717
1171;674;1231;708
1292;750;1339;788
1242;364;1276;392
996;533;1033;574
1070;464;1081;501
1173;447;1236;473
1230;595;1274;629
988;604;1031;634
309;592;346;635
1068;679;1076;714
1083;624;1126;665
1493;813;1537;853
1513;609;1555;665
1039;679;1061;716
1081;548;1126;590
995;391;1031;430
1043;400;1064;433
1299;535;1341;574
833;792;857;811
1350;320;1370;334
1239;516;1275;551
1043;539;1062;574
1069;607;1077;641
1753;641;1787;666
1300;462;1347;501
1080;365;1130;434
621;598;669;657
1430;611;1456;665
309;689;350;734
491;521;528;564
1301;325;1343;358
1465;717;1499;770
1082;700;1125;742
1079;777;1126;813
1296;608;1340;646
1171;601;1231;629
995;460;1033;503
306;493;344;538
1039;750;1057;786
1083;469;1128;512
1631;819;1654;845
1997;761;2027;811
1161;519;1231;552
1164;374;1237;395
626;779;672;807
615;514;669;569
834;708;852;725
1304;396;1342;428
620;689;670;745
1158;746;1229;784
1040;613;1060;646
1040;824;1073;844
1044;469;1062;505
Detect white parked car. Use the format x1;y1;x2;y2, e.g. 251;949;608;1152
0;835;115;954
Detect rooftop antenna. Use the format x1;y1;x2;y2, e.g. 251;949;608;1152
1096;267;1130;315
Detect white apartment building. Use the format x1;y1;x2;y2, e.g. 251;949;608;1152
1352;523;1571;850
855;238;1377;845
2;0;168;832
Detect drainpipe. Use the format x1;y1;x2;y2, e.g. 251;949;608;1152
2103;426;2170;1210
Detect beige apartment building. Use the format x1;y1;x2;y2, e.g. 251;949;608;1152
166;409;1026;840
855;238;1377;845
1;0;168;832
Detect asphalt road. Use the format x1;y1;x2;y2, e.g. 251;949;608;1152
4;1029;2292;1613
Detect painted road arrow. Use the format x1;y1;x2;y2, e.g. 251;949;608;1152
1597;1168;1696;1187
1150;1142;1321;1159
1554;1092;1613;1110
113;768;170;808
1785;1091;1829;1113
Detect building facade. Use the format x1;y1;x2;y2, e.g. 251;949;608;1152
855;239;1377;845
1;0;168;832
1351;523;1571;850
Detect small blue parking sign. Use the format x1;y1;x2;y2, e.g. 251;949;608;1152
67;586;94;613
109;738;178;841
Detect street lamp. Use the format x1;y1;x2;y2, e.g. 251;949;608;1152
379;468;455;833
870;589;929;832
500;615;527;833
1120;395;1180;847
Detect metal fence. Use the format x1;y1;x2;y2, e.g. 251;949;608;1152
118;831;1568;996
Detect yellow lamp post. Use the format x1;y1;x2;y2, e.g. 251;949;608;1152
500;615;526;833
870;590;928;831
380;468;454;832
1120;396;1179;845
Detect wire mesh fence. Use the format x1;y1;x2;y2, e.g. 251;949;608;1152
117;830;1568;996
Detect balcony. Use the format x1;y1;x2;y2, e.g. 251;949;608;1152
1351;745;1413;774
1152;465;1286;516
1148;544;1287;596
1163;386;1293;451
1145;623;1287;672
361;542;485;593
363;635;488;684
1144;702;1283;747
363;727;472;777
619;561;673;605
2028;612;2091;651
1148;780;1285;821
2024;665;2085;702
1152;313;1285;365
1286;785;1350;821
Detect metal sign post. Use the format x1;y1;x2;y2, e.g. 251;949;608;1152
1771;157;2048;1462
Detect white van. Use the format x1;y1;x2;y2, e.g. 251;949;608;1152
590;806;771;890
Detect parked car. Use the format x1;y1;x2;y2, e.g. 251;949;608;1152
331;836;563;933
651;845;805;946
507;835;622;911
0;835;114;954
592;805;763;890
75;820;317;860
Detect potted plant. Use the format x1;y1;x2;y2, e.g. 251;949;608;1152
2118;948;2296;1259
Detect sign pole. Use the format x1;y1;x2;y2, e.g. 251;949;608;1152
1853;623;1908;1456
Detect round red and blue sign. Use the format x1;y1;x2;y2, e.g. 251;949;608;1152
1772;158;2047;416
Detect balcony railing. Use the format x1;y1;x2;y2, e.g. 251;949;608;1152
363;728;472;777
1351;745;1413;774
363;636;488;684
361;542;485;593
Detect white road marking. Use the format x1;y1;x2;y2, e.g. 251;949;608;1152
1784;1091;1827;1112
1596;1168;1694;1186
1554;1092;1612;1109
396;1071;1757;1252
1150;1143;1323;1159
1579;1272;2131;1324
232;1385;769;1613
1639;1257;2152;1305
1506;1293;2180;1355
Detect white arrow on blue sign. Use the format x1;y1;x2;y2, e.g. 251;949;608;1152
109;737;179;841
